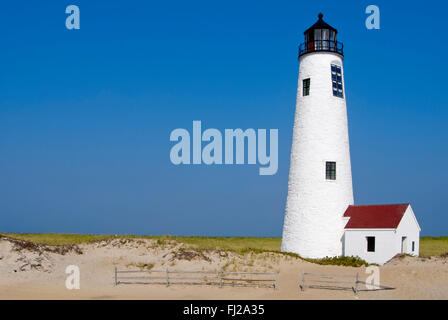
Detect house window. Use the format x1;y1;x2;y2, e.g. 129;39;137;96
303;78;310;96
325;161;336;180
331;64;343;98
412;241;415;251
367;236;375;252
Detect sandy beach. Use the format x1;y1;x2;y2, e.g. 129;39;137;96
0;236;447;300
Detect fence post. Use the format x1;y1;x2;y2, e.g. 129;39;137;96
353;273;359;295
299;272;305;291
114;267;117;286
166;268;169;287
274;272;278;290
219;269;223;288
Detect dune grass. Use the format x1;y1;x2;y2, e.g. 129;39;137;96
2;233;115;245
152;236;282;253
2;233;447;259
2;233;369;266
1;233;281;253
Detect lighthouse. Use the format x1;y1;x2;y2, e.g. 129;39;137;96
281;13;354;258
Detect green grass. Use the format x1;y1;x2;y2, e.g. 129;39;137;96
2;233;447;261
420;236;448;257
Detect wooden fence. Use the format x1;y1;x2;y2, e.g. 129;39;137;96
114;267;278;290
299;272;394;294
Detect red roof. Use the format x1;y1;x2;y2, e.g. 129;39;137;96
344;204;409;229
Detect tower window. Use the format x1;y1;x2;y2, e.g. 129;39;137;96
367;237;375;252
325;161;336;180
303;78;310;96
331;64;343;98
412;241;415;251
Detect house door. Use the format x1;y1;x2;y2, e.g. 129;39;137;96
401;236;407;253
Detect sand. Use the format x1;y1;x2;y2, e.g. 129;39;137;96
0;237;447;300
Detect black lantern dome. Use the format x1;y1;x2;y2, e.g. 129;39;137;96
299;13;343;58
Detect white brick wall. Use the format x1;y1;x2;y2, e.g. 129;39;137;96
281;52;354;258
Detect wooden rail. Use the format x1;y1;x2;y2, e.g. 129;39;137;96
299;272;394;295
114;267;278;290
299;272;359;294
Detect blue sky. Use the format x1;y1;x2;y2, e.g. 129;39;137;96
0;1;447;236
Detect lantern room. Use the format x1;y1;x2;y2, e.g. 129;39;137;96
299;13;343;58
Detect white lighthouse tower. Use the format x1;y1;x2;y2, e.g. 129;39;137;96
281;13;354;258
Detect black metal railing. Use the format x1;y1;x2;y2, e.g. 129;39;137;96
298;40;343;58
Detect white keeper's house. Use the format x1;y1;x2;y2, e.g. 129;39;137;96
281;13;421;265
343;204;421;264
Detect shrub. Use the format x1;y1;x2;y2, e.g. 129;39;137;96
304;255;369;267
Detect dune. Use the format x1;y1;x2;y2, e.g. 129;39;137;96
0;236;447;300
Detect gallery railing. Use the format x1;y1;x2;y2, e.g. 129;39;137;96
298;40;344;58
